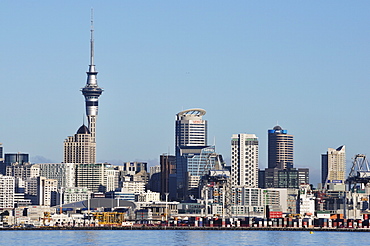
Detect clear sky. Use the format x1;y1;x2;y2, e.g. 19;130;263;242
1;1;370;185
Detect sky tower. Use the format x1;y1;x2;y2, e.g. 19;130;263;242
81;14;103;144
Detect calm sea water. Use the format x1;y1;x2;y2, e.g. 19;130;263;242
0;230;367;246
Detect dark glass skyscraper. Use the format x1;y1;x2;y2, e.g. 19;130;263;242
268;125;293;169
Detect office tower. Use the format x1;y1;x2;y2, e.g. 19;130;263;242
64;125;95;164
2;153;29;175
175;108;209;200
175;108;207;147
321;145;346;185
231;134;259;188
268;125;294;169
81;18;103;145
160;154;176;200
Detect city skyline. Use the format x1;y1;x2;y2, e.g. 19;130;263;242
2;1;370;186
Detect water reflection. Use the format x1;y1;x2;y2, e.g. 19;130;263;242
0;230;369;246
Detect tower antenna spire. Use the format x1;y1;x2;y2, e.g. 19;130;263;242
90;8;94;66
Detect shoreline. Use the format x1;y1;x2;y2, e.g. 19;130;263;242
1;226;370;232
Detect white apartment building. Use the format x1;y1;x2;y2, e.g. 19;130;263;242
75;163;119;193
37;163;76;189
231;134;259;188
0;174;15;209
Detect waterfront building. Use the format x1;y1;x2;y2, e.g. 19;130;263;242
64;125;95;164
297;184;315;216
268;125;293;169
231;134;259;188
262;188;289;213
62;187;89;204
231;187;264;216
0;174;14;209
321;145;346;186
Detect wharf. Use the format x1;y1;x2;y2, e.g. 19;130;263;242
1;226;370;232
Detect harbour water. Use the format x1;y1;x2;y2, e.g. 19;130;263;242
0;230;368;245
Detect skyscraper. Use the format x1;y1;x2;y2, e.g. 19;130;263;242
175;108;207;147
268;125;293;169
81;17;103;146
175;109;223;200
64;125;95;164
231;134;259;188
321;145;346;185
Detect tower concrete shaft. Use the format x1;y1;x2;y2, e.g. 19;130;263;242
81;16;103;144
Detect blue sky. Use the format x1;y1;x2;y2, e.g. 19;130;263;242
1;1;370;185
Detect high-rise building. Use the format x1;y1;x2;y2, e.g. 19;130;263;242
268;125;294;169
0;174;14;209
175;109;207;147
231;134;259;188
160;154;176;200
64;125;95;164
175;109;208;200
321;145;346;185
